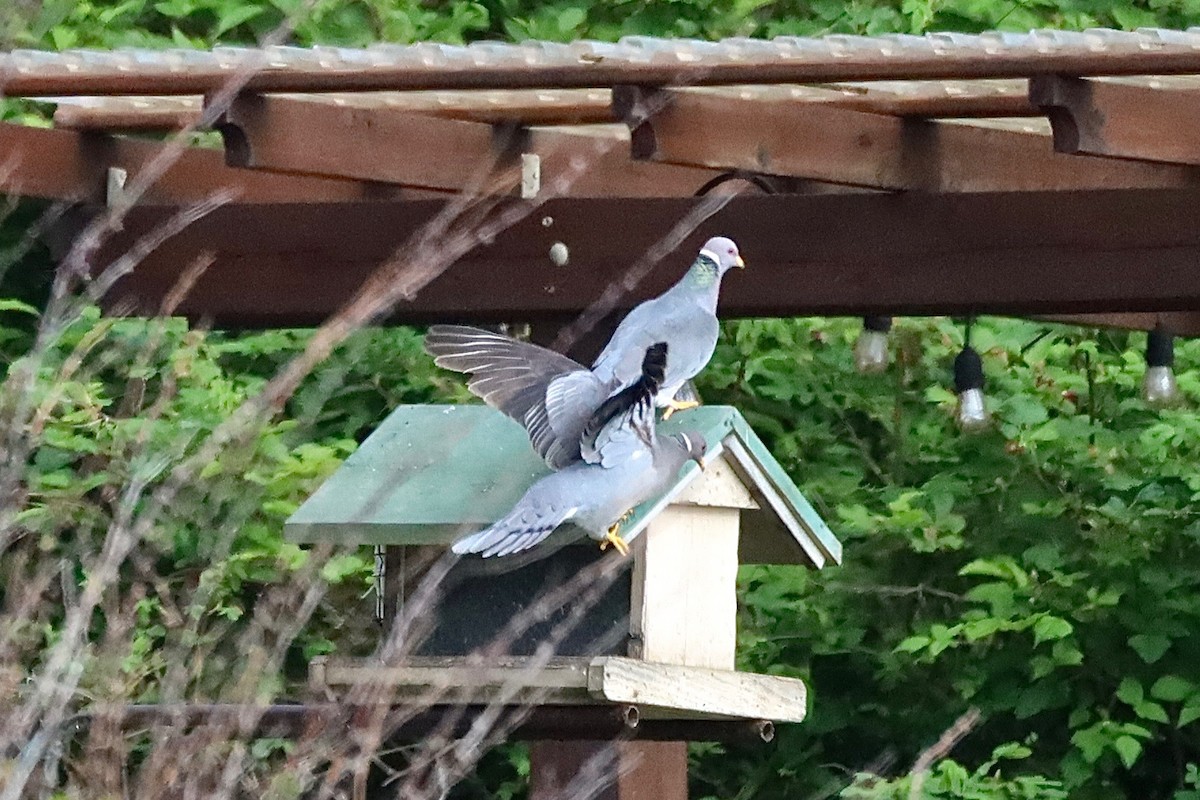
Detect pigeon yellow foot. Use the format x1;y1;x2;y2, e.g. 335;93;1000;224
599;524;630;556
661;399;700;421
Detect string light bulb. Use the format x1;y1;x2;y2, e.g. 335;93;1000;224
1142;325;1180;408
953;320;990;432
854;316;892;374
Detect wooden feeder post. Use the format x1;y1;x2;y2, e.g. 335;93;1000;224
287;405;841;799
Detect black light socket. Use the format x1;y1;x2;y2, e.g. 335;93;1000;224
1146;326;1174;368
863;315;893;333
954;346;985;393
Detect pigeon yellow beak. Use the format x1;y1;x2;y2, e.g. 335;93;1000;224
734;255;746;269
691;455;707;471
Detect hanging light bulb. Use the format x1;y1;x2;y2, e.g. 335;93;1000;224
954;344;990;433
854;316;892;374
1142;325;1180;408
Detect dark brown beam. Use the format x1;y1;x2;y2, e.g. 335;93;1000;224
85;190;1200;328
214;94;720;196
12;45;1200;96
1032;312;1200;337
614;87;1200;191
0;121;412;205
1030;76;1200;165
103;703;773;743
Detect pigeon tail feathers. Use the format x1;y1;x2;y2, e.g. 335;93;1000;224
580;342;666;463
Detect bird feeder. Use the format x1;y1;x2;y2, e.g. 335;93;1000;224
287;404;840;726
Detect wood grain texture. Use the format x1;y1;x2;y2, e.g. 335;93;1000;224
621;87;1200;191
1031;76;1200;166
635;505;741;669
588;656;808;723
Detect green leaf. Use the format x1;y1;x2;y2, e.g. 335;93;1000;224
1134;701;1169;724
894;635;929;653
1178;702;1200;728
0;299;38;315
1116;678;1143;707
1151;675;1194;703
1128;633;1172;664
1033;615;1073;646
1112;735;1142;769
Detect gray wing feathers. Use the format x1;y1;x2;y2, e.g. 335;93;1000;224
451;501;576;558
541;371;610;468
426;325;607;467
424;325;583;425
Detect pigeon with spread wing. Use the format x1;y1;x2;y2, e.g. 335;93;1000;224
450;343;707;558
424;236;742;469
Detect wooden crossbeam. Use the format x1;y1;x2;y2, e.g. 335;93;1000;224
1030;76;1200;166
614;87;1200;191
84;191;1200;328
51;84;1037;134
10;38;1200;96
0;121;411;205
214;93;721;196
1032;312;1200;337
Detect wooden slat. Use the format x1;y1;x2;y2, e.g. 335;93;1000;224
615;87;1200;191
635;506;740;670
88;191;1200;328
215;94;718;196
1031;312;1200;336
313;656;593;705
49;84;1037;135
217;93;514;191
1031;76;1200;166
587;657;807;723
12;37;1200;96
0;121;411;205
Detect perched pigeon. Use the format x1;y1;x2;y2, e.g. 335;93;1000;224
424;236;742;468
451;343;707;558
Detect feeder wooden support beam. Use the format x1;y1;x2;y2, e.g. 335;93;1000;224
613;85;1200;191
1030;75;1200;166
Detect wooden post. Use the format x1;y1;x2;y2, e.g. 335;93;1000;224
526;316;691;800
530;741;688;800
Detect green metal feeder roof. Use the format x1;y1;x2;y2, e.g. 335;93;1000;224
285;404;841;568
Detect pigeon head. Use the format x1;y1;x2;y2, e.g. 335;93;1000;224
672;431;708;469
699;236;745;275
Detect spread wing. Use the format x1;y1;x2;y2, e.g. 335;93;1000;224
426;325;606;467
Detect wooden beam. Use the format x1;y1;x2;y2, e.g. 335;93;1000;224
214;93;720;196
1031;312;1200;337
86;191;1200;328
1030;76;1200;166
0;121;411;205
11;35;1200;96
615;87;1200;191
50;84;1036;135
215;93;518;192
531;741;687;800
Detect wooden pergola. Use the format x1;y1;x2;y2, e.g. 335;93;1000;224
3;30;1200;335
5;28;1200;799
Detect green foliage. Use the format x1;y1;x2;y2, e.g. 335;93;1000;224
6;0;1200;796
690;317;1200;798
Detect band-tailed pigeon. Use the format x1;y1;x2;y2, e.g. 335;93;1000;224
425;236;741;468
451;343;707;557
